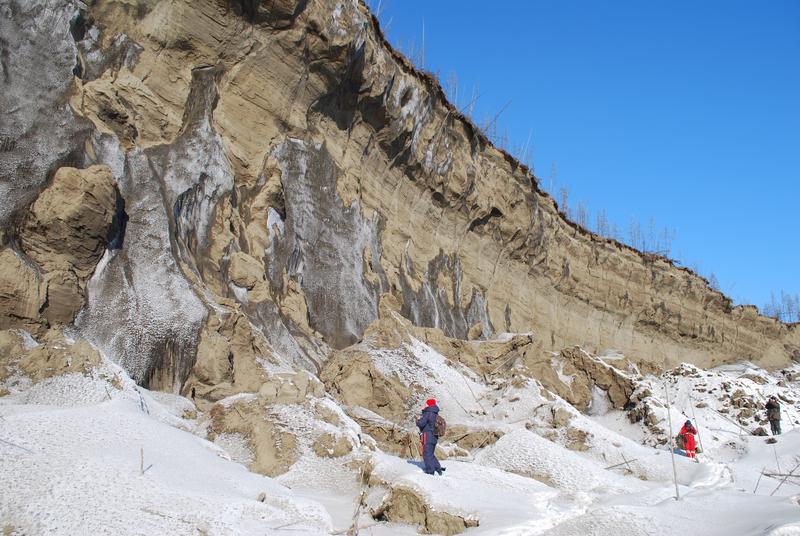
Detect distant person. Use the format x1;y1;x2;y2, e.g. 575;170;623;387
416;398;445;475
679;419;698;460
766;396;781;435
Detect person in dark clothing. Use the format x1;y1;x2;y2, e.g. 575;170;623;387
416;399;444;475
766;396;781;435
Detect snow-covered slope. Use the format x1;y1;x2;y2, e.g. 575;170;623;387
0;362;330;535
3;332;799;535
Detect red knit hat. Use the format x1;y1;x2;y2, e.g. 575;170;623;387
426;399;437;407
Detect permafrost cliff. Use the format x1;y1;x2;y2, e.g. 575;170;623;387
1;0;796;390
3;2;800;534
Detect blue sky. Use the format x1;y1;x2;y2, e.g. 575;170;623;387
368;0;799;309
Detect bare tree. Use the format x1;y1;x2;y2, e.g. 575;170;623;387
628;217;643;251
659;226;676;256
763;292;781;320
465;83;479;120
518;129;534;172
549;161;558;195
610;223;621;241
444;71;458;106
707;272;720;291
780;291;799;322
595;209;609;236
559;186;570;219
575;201;588;228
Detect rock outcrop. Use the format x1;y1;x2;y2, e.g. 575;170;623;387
524;346;638;412
207;370;332;476
0;327;101;384
209;395;301;477
371;486;479;536
1;0;798;398
0;165;120;334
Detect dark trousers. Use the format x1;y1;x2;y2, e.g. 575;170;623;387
770;420;781;435
422;434;442;474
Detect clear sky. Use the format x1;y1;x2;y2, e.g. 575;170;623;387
368;0;799;310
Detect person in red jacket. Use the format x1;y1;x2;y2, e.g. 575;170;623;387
680;420;698;460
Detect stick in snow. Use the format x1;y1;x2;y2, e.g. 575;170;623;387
138;389;150;414
689;395;705;457
663;370;681;501
621;452;635;473
604;458;639;471
345;457;370;536
710;407;753;436
762;472;800;484
773;445;782;474
770;461;800;497
444;386;472;417
457;370;486;413
753;467;765;494
0;437;34;453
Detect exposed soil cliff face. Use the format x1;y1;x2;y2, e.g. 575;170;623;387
1;0;797;390
0;165;120;335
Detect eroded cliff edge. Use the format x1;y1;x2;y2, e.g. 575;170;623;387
1;0;797;390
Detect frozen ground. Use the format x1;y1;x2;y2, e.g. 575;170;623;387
2;339;800;535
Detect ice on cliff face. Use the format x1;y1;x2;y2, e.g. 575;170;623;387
77;67;236;388
266;138;386;349
0;0;90;226
77;144;207;388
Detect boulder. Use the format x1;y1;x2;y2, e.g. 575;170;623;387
0;330;31;383
1;165;120;331
565;427;592;452
21;165;119;277
552;406;574;428
371;486;479;536
183;312;287;408
0;327;101;383
312;432;354;458
524;346;637;412
209;395;299;477
322;349;416;423
446;425;504;450
739;373;768;385
207;369;330;476
227;251;264;290
346;408;419;457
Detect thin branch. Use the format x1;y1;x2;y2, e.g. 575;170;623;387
605;458;639;471
770;461;800;496
480;100;512;139
753;467;765;494
0;437;34;453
